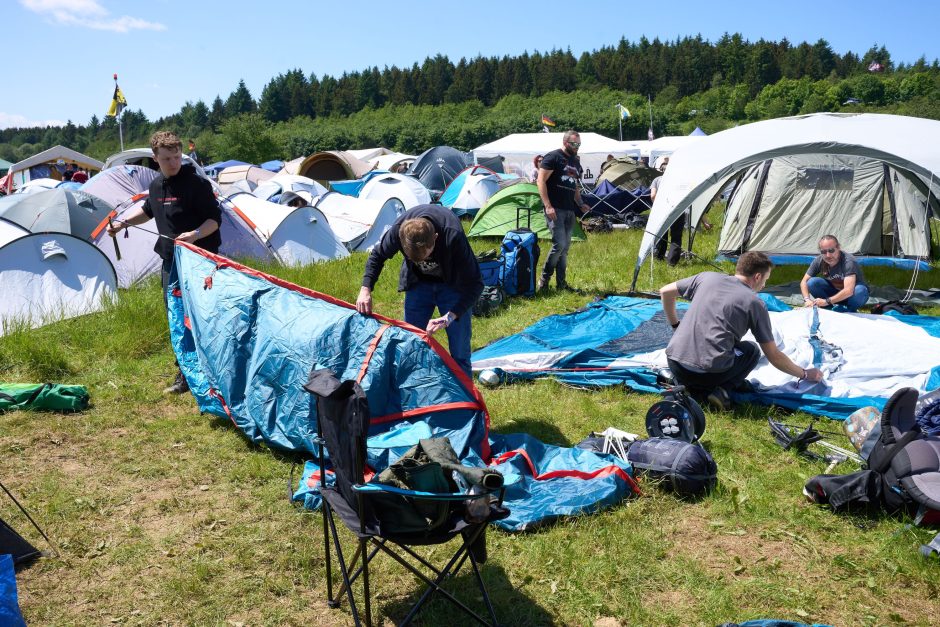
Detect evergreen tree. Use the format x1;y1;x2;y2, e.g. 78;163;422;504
224;80;257;118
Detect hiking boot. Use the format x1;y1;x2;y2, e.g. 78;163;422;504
163;370;190;395
705;386;732;411
537;278;548;292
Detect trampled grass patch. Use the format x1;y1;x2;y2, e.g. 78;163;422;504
2;217;939;625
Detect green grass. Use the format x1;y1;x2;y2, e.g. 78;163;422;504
2;212;940;626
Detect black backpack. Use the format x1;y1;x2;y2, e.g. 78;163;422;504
871;300;918;316
499;229;540;296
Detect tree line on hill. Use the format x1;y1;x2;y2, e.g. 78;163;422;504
2;34;940;166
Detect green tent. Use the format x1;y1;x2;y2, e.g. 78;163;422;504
0;158;12;176
596;157;659;190
467;182;586;241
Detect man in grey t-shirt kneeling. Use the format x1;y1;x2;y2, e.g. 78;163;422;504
659;251;823;410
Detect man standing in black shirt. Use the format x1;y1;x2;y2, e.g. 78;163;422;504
107;130;221;394
536;130;590;291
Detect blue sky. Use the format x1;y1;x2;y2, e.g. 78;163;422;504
6;0;940;129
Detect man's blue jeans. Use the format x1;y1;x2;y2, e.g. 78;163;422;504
807;277;870;312
404;282;473;377
540;209;576;288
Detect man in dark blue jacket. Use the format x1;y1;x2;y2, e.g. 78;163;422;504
357;205;483;377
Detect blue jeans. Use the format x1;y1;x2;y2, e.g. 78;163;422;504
540;209;576;287
404;282;473;377
807;277;870;312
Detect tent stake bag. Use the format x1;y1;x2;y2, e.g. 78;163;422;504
499;228;540;296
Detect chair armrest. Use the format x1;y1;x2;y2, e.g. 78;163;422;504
354;482;500;503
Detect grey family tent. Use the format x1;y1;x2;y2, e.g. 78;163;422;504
0;226;117;336
467;182;586;241
634;113;940;289
102;148;208;181
252;174;329;203
718;153;940;266
405;146;473;199
357;172;431;210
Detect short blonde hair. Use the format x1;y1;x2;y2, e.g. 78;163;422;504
151;130;182;154
399;218;435;259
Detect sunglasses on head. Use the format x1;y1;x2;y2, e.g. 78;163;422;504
819;247;838;254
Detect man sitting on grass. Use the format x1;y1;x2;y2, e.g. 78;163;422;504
660;251;823;410
800;234;870;312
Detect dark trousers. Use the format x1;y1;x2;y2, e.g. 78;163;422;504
655;213;686;265
404;282;473;378
161;258;181;372
667;341;761;396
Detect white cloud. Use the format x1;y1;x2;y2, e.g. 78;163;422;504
20;0;166;33
0;113;66;130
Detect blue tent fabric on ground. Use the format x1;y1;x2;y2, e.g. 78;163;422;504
0;554;27;627
472;295;940;419
168;243;639;531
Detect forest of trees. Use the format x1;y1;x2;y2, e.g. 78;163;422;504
3;34;940;166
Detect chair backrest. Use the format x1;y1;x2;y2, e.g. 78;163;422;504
304;369;370;509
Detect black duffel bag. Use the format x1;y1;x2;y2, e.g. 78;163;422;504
626;437;718;498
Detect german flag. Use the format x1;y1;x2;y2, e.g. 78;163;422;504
541;114;556;127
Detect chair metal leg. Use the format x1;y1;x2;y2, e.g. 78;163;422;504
362;537;372;627
325;510;363;625
322;502;333;605
384;525;497;626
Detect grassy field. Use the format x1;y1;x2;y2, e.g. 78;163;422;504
2;212;940;626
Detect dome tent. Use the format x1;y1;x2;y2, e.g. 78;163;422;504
0;230;117;336
634;113;940;289
223;192;348;266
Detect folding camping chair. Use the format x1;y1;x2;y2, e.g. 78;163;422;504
304;368;508;627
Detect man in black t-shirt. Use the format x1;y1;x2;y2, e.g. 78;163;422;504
107;130;221;394
536;129;590;291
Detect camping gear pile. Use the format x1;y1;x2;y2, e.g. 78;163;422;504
805;387;940;526
578;387;718;498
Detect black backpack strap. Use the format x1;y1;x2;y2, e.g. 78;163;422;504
870;429;922;474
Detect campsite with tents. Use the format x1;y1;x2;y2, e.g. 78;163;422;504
5;25;940;626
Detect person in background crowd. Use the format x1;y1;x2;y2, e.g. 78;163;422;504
536;130;590;291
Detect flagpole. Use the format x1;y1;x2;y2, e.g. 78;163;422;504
115;74;124;152
648;94;653;139
618;104;623;141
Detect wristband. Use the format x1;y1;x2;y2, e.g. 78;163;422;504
825;297;832;306
446;312;456;326
194;228;202;238
800;369;807;381
671;321;680;329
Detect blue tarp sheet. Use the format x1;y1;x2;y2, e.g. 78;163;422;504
168;244;638;531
